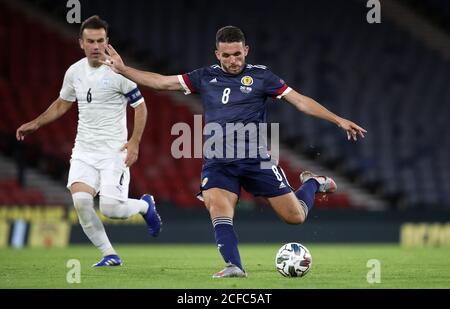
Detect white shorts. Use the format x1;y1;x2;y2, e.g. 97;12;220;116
67;151;130;201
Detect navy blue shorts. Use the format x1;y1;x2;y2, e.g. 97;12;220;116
198;159;292;199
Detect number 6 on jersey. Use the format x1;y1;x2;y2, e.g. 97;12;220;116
87;88;92;103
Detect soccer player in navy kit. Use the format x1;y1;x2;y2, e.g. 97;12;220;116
102;26;367;277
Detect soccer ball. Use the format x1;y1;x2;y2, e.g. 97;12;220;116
275;242;312;277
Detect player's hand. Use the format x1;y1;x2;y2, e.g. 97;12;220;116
336;118;367;141
16;121;39;141
100;44;125;74
121;139;139;167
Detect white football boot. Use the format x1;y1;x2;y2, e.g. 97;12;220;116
212;263;247;278
300;171;337;193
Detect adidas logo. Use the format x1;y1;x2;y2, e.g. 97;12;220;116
279;182;286;189
209;78;218;83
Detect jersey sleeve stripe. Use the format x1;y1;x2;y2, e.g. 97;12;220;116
130;98;144;108
177;74;194;95
275;85;292;99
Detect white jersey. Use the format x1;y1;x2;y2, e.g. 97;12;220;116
59;58;144;153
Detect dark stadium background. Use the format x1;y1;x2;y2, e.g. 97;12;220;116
0;0;449;247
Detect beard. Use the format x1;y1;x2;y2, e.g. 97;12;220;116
223;63;244;75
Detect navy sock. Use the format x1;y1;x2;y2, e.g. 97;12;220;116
295;179;319;217
212;217;243;271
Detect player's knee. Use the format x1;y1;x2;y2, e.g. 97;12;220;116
204;195;220;212
283;212;305;225
72;192;93;211
99;196;124;219
206;200;229;216
72;192;95;226
207;202;222;214
293;213;306;225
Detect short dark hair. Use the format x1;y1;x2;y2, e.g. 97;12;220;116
79;15;109;38
216;26;245;47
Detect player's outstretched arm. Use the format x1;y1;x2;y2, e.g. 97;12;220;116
284;89;367;141
100;44;183;92
16;98;73;141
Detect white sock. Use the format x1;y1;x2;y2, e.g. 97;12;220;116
99;196;149;219
102;247;117;256
72;192;117;257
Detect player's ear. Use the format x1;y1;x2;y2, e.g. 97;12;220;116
78;38;84;50
105;37;109;45
215;49;221;61
244;45;249;57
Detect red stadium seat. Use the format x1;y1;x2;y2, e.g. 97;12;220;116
0;179;47;205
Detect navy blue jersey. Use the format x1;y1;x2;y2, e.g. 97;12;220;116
178;64;291;163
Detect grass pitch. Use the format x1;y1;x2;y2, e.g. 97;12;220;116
1;244;449;288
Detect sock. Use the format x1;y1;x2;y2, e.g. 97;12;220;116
72;192;117;257
212;217;243;271
99;196;148;219
294;179;319;217
127;198;149;215
103;247;117;256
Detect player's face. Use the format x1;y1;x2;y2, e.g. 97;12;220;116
79;28;108;67
215;42;249;75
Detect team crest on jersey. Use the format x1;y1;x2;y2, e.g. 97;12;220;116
240;76;253;94
100;78;111;88
241;76;254;86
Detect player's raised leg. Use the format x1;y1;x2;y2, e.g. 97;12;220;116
98;195;162;237
268;192;307;224
140;194;162;237
268;171;336;223
203;188;247;278
70;182;122;267
98;163;162;237
297;171;336;216
300;171;337;193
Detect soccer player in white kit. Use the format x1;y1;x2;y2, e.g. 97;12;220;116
16;16;162;266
